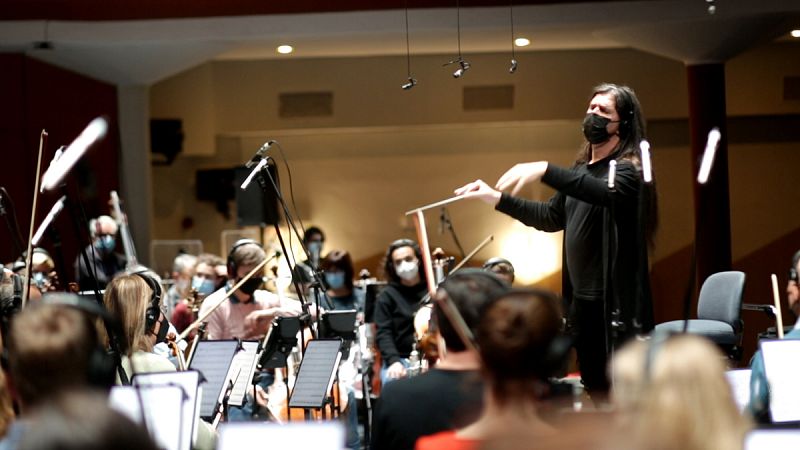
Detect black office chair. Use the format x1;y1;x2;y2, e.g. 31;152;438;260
654;271;746;361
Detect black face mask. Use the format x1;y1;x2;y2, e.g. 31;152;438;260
582;113;615;144
238;278;262;297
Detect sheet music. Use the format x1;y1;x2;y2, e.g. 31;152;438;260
228;341;260;406
725;369;751;413
189;340;239;419
289;340;342;409
761;339;800;422
110;385;186;450
746;430;800;449
132;371;201;449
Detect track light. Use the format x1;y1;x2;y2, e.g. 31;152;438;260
401;77;418;90
445;58;471;78
509;59;518;74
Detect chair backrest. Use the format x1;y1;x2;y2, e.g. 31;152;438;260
697;271;746;328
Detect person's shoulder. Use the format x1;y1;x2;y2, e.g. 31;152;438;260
132;351;176;373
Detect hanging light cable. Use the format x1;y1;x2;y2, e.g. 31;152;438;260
509;0;518;73
401;0;417;90
443;0;470;78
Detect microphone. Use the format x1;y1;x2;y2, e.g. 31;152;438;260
697;127;721;185
32;195;66;246
41;117;108;191
245;140;275;169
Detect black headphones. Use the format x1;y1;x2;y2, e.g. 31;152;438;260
40;293;120;389
227;239;260;279
131;271;163;334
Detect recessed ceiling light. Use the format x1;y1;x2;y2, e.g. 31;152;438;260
514;37;530;47
276;45;294;54
791;29;800;38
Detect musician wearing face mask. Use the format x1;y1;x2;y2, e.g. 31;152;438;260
291;226;325;295
171;253;224;334
455;83;657;397
206;240;300;341
165;253;197;318
375;239;429;384
320;250;364;313
74;215;126;291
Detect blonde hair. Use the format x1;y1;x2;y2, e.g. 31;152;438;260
611;335;750;450
102;275;153;355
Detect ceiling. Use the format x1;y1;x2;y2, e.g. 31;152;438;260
0;0;798;85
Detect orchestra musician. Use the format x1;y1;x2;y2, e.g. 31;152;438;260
320;249;365;313
165;253;197;319
372;269;508;450
74;216;126;291
455;83;657;396
415;288;564;450
374;239;429;384
481;257;515;286
204;239;302;422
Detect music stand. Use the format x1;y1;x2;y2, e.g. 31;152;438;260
319;309;357;359
259;316;301;369
129;370;202;450
188;340;240;420
110;384;190;450
288;339;342;415
228;341;260;406
761;339;800;423
363;282;386;323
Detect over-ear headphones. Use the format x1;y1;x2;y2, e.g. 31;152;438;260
131;271;162;334
40;293;120;389
227;239;260;279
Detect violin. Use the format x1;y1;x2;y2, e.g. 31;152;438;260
413;248;453;369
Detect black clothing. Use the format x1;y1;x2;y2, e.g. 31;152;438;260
495;157;653;389
73;245;126;291
374;282;427;366
371;369;483;450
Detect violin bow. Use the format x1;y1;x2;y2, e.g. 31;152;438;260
22;130;48;309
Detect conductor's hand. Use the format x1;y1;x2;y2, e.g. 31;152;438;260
495;161;549;196
454;179;502;206
386;361;407;379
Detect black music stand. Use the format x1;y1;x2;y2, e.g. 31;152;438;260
188;340;240;420
288;339;342;418
259;317;301;369
363;282;386;324
319;310;357;359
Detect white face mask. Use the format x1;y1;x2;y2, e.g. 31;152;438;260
395;260;419;281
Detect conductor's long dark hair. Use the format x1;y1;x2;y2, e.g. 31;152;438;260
577;83;658;248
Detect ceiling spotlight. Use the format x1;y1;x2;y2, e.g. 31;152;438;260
276;45;293;54
791;29;800;38
509;59;518;74
401;77;417;90
514;38;530;47
444;58;471;78
705;0;716;15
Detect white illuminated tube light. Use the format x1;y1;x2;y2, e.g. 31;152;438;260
639;140;652;183
697;127;721;185
41;117;109;191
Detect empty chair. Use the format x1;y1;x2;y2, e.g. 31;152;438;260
654;271;745;360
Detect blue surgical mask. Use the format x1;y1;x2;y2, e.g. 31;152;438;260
325;271;346;290
192;276;215;296
95;235;116;254
32;271;48;289
308;241;323;262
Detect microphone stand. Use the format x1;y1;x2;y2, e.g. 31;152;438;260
59;184;130;386
441;207;466;259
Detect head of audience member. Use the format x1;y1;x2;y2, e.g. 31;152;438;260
320;250;355;294
435;269;509;354
482;257;515;285
89;216;118;257
102;274;166;356
477;289;562;404
611;334;750;450
5;302;100;411
18;391;158;450
170;253;197;296
192;253;224;297
303;226;326;264
787;250;800;317
228;240;267;303
383;239;424;287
